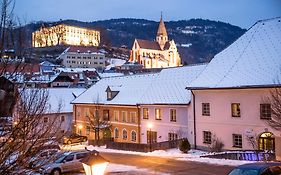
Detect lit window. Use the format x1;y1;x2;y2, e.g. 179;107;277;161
260;104;271;120
130;112;136;123
203;131;211;144
121;111;127;122
122;129;127;140
155;108;161;120
168;133;178;141
113;111;119;122
231;103;241;117
233;134;242;148
143;108;149;119
103;110;110;121
131;131;136;142
202;103;210;116
170;109;176;122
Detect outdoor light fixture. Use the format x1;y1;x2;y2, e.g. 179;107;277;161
78;124;83;129
81;150;109;175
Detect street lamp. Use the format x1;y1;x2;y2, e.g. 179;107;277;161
78;124;83;135
147;122;153;152
81;150;109;175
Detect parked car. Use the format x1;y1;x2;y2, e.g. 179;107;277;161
63;133;87;144
41;151;90;175
228;162;281;175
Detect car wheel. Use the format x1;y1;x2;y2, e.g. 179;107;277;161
67;140;72;145
51;168;61;175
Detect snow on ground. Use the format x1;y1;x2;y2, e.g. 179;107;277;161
61;144;254;166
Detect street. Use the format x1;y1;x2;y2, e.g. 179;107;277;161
100;152;234;175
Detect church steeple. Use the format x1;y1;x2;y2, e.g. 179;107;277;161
156;13;168;50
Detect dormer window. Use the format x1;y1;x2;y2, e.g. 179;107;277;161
106;85;121;101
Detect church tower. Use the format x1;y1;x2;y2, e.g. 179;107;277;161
156;14;168;50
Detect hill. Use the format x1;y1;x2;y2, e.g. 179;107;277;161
24;18;246;64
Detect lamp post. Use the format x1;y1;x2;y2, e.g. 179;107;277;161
147;122;153;152
81;150;109;175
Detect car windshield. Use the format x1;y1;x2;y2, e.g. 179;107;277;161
229;168;259;175
54;153;69;163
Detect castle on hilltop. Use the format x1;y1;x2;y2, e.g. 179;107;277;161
130;15;181;68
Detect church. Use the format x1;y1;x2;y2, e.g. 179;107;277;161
130;16;181;68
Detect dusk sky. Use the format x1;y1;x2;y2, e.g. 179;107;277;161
14;0;281;29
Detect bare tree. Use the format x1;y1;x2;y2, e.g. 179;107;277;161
86;97;111;146
53;24;65;46
268;87;281;130
0;88;65;174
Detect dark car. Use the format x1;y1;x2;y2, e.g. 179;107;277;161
228;162;281;175
63;133;87;145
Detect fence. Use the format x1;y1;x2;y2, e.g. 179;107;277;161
106;139;182;152
200;150;276;161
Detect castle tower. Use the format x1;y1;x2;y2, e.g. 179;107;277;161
156;14;168;50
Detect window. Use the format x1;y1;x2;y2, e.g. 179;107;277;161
61;116;65;122
76;153;88;160
121;111;127;122
170;109;176;122
122;129;127;140
86;125;90;136
231;103;241;117
168;133;178;141
114;128;119;138
155;108;161;120
43;117;48;123
131;131;137;142
147;131;157;143
233;134;242;148
107;91;112;100
202;103;210;116
260;104;271;119
64;155;74;162
143;108;149;119
103;110;109;121
203;131;212;144
130;112;136;123
113;111;119;121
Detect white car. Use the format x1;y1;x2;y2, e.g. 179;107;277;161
42;151;90;175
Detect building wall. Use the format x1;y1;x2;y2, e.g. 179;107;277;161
193;88;281;150
73;104;141;143
140;105;189;144
61;52;106;68
44;112;73;133
32;24;100;47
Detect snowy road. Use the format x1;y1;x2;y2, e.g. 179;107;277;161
100;152;234;175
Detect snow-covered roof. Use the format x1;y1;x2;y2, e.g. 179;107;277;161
98;72;124;78
72;64;206;105
57;67;96;73
190;17;281;89
140;64;206;104
46;88;86;113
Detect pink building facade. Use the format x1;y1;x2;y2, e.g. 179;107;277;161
193;88;280;150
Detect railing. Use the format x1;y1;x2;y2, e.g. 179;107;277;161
106;139;182;152
200;150;276;161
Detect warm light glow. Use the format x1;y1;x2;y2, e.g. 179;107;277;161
147;122;153;129
78;124;83;130
13;121;18;125
82;162;109;175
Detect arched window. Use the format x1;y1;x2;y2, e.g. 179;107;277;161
114;128;119;139
122;129;127;140
258;132;275;151
131;131;136;142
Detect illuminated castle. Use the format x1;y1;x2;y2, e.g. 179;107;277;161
32;24;100;47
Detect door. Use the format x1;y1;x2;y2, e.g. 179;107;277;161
258;132;275;151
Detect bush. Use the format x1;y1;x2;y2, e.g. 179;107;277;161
179;138;191;153
209;135;224;152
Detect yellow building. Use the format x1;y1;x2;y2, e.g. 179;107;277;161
32;24;100;47
130;16;181;68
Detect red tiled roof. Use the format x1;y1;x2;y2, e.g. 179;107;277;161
67;46;99;53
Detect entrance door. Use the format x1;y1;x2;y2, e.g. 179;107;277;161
258;132;275;151
147;130;157;144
